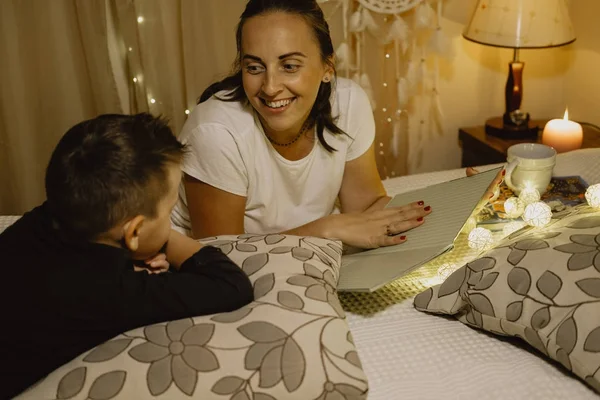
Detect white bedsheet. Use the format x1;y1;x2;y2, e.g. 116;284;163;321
1;149;598;399
345;148;600;400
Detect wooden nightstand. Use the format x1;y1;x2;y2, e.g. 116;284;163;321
459;121;600;168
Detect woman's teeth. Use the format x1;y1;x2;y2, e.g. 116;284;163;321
265;99;293;109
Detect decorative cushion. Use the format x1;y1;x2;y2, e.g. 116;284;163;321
18;234;367;400
414;209;600;394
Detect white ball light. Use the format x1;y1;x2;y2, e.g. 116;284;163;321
519;187;541;205
468;227;494;250
523;201;552;227
585;183;600;208
437;263;458;281
504;197;525;218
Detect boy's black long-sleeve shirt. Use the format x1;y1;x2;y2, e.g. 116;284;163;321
0;203;253;399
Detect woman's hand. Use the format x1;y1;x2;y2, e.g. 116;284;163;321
322;201;432;249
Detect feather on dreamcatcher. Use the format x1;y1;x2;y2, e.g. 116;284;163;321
319;0;452;175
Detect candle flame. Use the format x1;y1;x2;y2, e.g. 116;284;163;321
563;108;569;120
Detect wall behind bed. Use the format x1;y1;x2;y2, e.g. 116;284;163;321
410;0;599;175
0;0;597;215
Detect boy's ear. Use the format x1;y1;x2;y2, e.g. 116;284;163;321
123;215;145;252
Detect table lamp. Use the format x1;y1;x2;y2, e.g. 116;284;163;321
463;0;575;139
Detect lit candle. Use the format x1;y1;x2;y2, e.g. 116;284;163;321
542;109;583;153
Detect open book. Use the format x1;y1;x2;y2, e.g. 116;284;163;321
338;167;502;292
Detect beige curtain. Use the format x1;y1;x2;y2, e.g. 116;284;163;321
0;0;410;215
111;0;245;132
0;0;122;214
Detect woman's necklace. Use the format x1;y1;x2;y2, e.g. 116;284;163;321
265;124;309;147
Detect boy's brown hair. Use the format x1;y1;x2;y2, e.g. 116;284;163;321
45;113;185;240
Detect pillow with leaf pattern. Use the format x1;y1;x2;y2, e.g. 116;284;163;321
414;209;600;394
18;234;367;400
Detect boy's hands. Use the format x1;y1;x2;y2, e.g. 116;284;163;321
133;253;170;274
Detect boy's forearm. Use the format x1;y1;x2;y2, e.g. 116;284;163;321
164;229;204;268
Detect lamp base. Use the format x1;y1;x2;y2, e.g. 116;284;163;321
485;117;539;139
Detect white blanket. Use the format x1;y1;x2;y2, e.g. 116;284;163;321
1;149;599;399
345;148;600;400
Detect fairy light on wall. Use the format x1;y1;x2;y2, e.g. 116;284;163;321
121;11;190;120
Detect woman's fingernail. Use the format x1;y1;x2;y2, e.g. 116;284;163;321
400;236;406;240
424;206;431;211
417;217;424;222
417;200;425;206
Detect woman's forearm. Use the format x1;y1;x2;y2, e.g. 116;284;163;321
362;195;392;213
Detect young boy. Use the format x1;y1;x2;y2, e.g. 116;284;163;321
0;113;254;398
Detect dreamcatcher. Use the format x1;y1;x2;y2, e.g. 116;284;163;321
319;0;453;175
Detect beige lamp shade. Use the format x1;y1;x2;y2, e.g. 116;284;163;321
463;0;576;49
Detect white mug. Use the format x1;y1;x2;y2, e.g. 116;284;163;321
504;143;556;195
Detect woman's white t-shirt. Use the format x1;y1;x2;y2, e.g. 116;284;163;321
171;77;375;235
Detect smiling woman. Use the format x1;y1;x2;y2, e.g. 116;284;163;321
170;0;432;250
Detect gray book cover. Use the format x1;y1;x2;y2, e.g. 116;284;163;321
338;168;501;292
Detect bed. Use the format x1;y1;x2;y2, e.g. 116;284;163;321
2;148;599;399
340;148;600;400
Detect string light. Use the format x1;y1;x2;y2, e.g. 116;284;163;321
150;98;156;104
132;77;138;83
468;227;494;250
519;187;541;205
504;197;525;218
382;108;387;112
137;16;144;23
385;53;391;59
185;109;190;115
383;82;388;87
522;201;552;227
128;47;133;52
585;183;600;208
387;117;392;123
